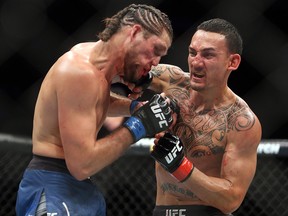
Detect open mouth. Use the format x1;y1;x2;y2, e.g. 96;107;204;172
143;68;150;76
193;73;205;78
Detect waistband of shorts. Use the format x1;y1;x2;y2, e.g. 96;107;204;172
27;154;70;174
153;205;233;216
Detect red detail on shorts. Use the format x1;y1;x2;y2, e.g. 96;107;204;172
172;157;194;182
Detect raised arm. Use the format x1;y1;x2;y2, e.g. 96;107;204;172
108;64;188;115
148;64;187;93
126;64;189;100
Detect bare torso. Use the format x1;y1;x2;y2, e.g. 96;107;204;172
151;65;258;206
32;42;109;159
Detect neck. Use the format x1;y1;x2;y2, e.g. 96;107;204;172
190;86;233;110
89;40;125;82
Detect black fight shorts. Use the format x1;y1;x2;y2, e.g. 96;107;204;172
153;205;233;216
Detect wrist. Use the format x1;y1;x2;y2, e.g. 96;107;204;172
123;116;146;142
130;100;139;114
171;157;194;182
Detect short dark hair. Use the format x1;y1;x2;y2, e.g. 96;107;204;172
98;4;173;42
197;18;243;55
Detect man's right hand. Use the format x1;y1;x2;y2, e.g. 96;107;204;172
123;94;176;142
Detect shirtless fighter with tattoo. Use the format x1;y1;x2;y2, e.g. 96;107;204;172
147;18;262;216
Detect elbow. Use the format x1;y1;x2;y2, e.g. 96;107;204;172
69;168;90;181
67;162;92;181
218;194;244;214
219;203;240;215
70;171;90;181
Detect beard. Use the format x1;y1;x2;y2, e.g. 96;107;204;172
122;63;140;84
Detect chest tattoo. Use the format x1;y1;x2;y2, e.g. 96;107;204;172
167;86;255;159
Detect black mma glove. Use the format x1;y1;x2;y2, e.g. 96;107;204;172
130;96;179;115
123;94;174;142
129;72;153;105
151;132;194;182
133;71;153;92
169;98;180;115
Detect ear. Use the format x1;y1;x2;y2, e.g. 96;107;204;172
228;54;241;71
130;24;142;40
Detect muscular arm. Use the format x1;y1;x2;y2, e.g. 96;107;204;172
56;67;135;180
148;64;188;93
54;61;175;181
107;64;188;115
172;111;262;213
108;91;131;117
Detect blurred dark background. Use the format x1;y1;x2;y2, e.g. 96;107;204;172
0;0;288;139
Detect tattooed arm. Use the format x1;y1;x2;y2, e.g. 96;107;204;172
107;64;187;116
164;102;262;214
153;94;262;214
148;64;189;93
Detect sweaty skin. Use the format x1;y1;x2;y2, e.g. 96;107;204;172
149;62;261;213
32;24;172;181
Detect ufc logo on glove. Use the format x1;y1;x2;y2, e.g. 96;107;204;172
124;94;174;142
165;141;183;164
151;104;168;128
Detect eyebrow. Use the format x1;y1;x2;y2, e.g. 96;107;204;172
155;44;168;56
189;47;216;52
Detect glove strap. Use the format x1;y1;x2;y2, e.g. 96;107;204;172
123;116;146;142
172;157;194;182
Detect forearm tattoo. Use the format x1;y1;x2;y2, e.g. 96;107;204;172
151;65;190;88
161;182;198;199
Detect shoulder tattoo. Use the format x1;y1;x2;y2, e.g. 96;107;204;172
226;98;255;132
